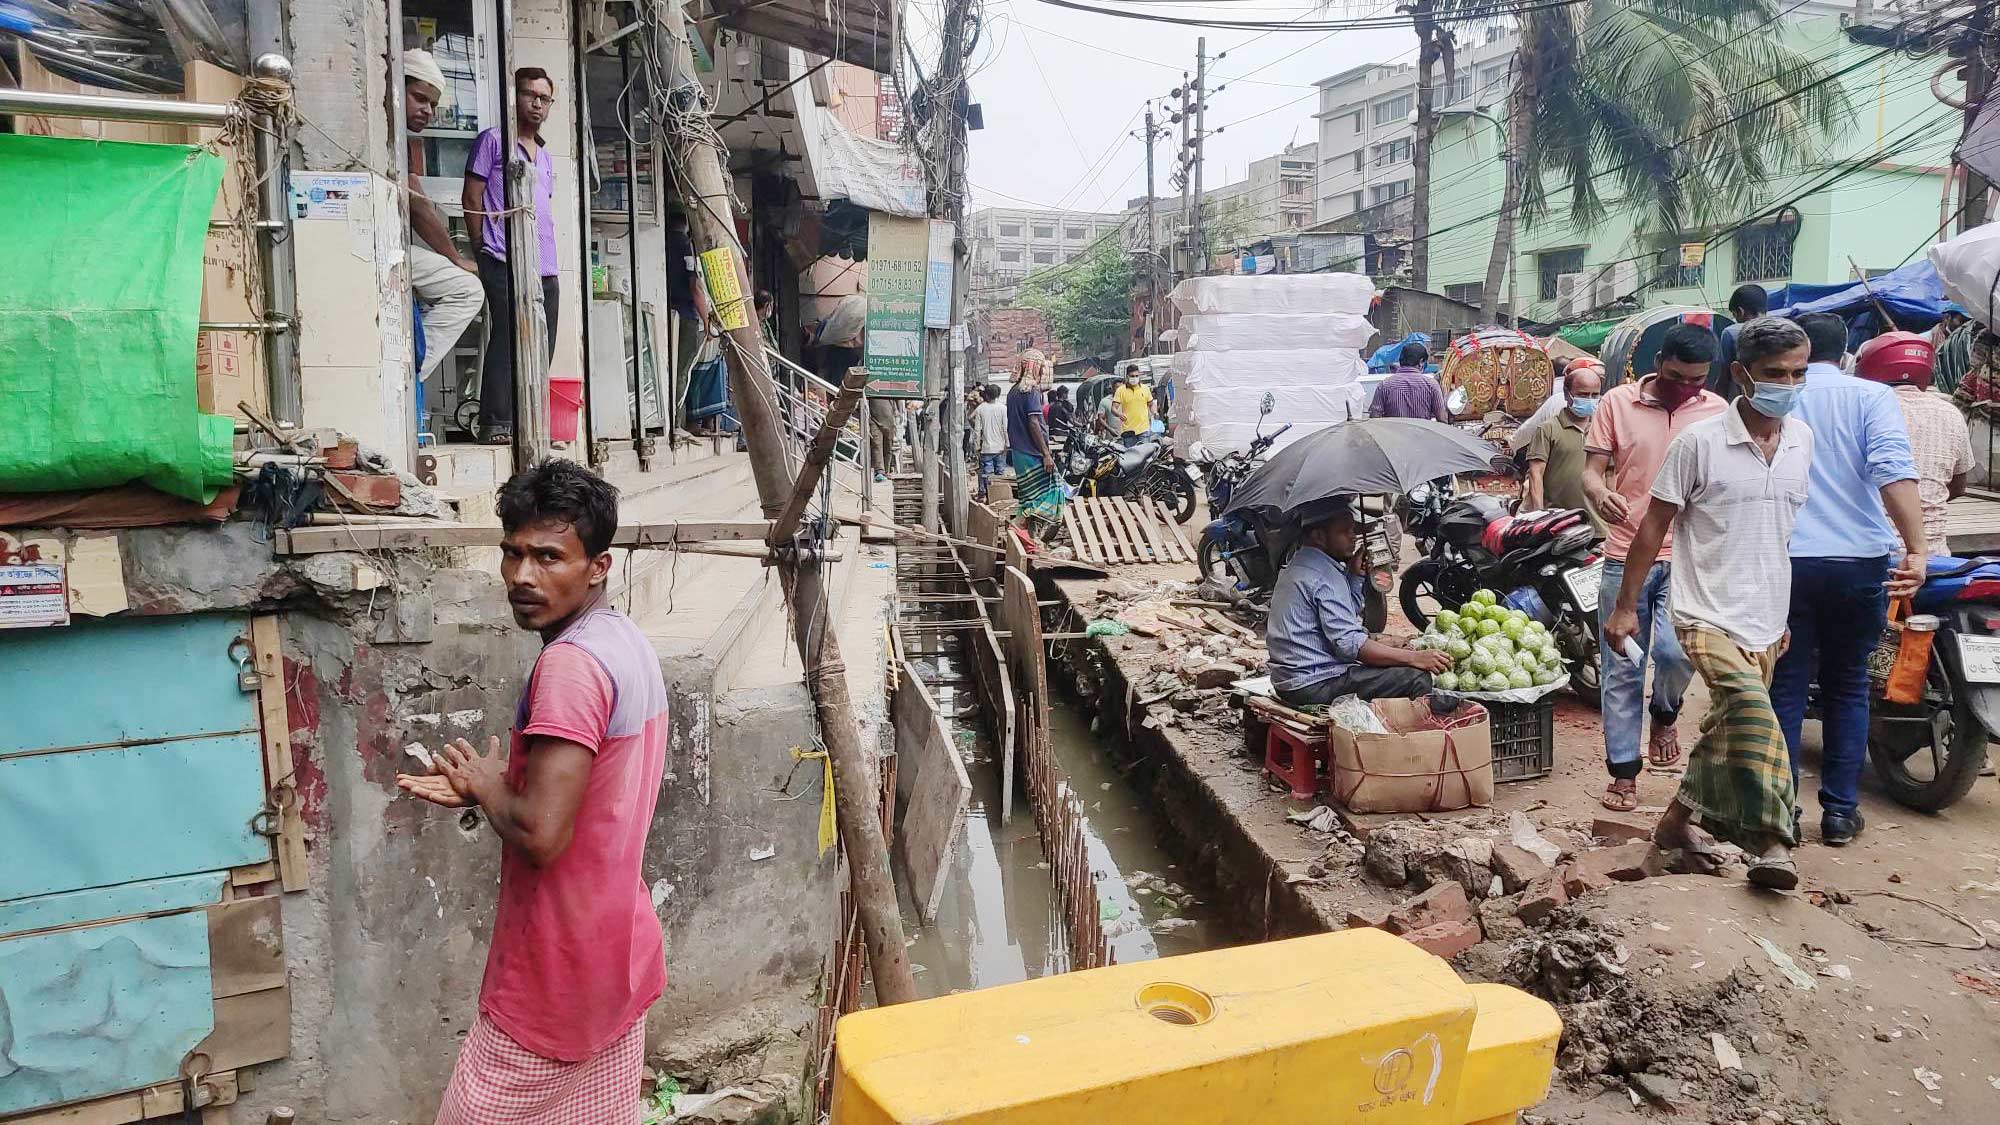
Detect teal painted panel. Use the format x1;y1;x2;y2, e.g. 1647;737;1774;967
0;613;256;754
0;873;227;940
0;912;214;1115
0;734;268;901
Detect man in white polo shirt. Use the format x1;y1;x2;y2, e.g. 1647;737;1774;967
1604;316;1815;890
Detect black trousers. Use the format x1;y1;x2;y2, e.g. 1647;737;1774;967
476;252;560;433
1277;665;1437;708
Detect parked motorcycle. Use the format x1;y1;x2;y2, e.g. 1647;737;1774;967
1062;427;1195;521
1189;413;1292;516
1397;492;1604;707
1830;557;2000;812
1197;501;1395;631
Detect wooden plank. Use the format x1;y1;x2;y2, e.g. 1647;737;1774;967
1121;498;1167;563
228;862;279;888
249;616;307;893
8;1072;239;1125
275;519;773;555
1067;501;1104;565
1060;504;1087;563
1004;568;1049;806
208;896;285;1000
197;986;290;1072
892;668;971;920
1109;500;1150;563
1155;497;1199;561
1147;498;1189;563
1084;500;1124;565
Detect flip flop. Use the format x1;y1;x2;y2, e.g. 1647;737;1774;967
1647;724;1683;769
1599;780;1639;812
1746;855;1799;891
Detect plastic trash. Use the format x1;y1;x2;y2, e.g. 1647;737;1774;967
1328;695;1389;735
1085;619;1131;637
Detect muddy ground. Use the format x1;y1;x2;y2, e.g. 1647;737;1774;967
1051;561;2000;1125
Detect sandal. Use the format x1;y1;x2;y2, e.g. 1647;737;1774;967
1600;779;1639;812
1647;723;1683;769
1746;854;1799;891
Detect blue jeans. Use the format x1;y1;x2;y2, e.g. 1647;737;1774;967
1770;556;1890;819
977;453;1006;497
1599;558;1692;780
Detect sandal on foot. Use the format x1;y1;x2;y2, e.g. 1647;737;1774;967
1600;779;1639;812
1746;855;1799;890
1647;723;1683;769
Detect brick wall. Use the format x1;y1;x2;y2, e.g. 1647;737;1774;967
979;307;1062;378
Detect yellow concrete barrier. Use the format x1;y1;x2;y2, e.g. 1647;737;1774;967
832;928;1560;1124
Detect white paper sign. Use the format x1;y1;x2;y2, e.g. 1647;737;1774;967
0;564;69;629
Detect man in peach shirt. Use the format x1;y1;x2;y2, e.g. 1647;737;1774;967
1581;324;1729;812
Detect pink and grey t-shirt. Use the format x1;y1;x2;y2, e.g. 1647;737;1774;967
477;605;669;1061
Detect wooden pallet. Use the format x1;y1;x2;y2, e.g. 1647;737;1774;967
1061;496;1196;566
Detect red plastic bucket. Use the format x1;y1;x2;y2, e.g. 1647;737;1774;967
550;376;584;442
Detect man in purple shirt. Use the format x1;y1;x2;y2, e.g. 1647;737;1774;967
463;67;561;444
1368;341;1449;421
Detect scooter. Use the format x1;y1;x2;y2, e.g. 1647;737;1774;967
1827;557;2000;812
1397;491;1605;707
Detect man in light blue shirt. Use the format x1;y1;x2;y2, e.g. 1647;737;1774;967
1768;313;1928;847
1266;503;1450;707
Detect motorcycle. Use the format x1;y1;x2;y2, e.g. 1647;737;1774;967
1397;492;1605;707
1062;427;1196;522
1829;557;2000;812
1197;500;1395;632
1189;408;1292;516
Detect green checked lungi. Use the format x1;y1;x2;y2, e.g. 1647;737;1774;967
1673;625;1796;849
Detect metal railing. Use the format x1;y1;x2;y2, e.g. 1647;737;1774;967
766;346;869;483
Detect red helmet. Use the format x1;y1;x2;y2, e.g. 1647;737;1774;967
1854;331;1935;386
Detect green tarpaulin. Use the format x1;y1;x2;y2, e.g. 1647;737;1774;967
1556;318;1620;352
0;134;233;502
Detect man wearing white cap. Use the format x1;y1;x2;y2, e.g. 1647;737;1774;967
403;49;485;387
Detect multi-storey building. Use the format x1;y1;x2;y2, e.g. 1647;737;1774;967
966;205;1129;304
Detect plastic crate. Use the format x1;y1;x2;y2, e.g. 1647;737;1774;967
1488;697;1555;782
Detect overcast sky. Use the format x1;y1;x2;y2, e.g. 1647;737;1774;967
906;0;1421;215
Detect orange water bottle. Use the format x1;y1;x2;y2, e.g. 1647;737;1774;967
1880;597;1939;706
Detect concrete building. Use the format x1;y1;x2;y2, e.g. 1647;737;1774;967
1424;9;1954;323
967;205;1128;304
1313;26;1519;224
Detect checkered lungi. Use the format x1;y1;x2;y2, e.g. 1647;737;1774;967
436;1013;645;1125
1673;626;1796;850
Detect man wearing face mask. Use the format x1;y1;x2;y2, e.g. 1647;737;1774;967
1605;316;1816;888
1112;364;1153;448
1522;363;1604;529
1580;324;1728;812
1767;313;1928;848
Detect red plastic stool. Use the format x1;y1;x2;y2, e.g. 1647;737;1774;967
1263;721;1324;801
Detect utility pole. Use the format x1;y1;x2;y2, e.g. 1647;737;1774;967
1957;5;1993;232
1191;37;1207;275
1136;103;1164;351
656;0;918;1007
1176;74;1191;279
923;0;974;534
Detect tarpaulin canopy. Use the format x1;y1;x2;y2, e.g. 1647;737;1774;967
1366;331;1428;372
1555;318;1619;351
1772;259;1950;329
0;134;233;502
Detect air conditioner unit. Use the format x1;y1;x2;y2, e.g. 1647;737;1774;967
1592;260;1640;308
1555;273;1585;317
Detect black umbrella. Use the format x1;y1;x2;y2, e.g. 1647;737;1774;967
1225;418;1497;518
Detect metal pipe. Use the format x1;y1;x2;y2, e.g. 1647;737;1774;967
570;0;600;466
0;87;234;126
200;320;292;332
620;35;648;460
252;54;303;428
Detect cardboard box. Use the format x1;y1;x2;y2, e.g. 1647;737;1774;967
1328;698;1494;813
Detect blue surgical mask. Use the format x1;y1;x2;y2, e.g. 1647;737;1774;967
1748;381;1801;417
1569;397;1599;417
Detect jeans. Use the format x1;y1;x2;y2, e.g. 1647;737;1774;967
977;453;1006;497
1276;665;1437;707
1770;556;1891;819
1599;558;1692;780
475;253;559;434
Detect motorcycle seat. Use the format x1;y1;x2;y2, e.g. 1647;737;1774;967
1116;444;1157;472
1481;508;1591;555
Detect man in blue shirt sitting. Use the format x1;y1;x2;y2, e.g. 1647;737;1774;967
1266;503;1451;707
1768;313;1928;847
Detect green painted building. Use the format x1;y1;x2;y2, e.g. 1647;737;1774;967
1424;14;1957;324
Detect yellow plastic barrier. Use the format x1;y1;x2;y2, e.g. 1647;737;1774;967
832;928;1560;1124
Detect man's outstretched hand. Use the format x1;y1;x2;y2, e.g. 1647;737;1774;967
396;735;504;808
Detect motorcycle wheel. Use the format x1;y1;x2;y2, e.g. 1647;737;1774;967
1197;529;1236;590
1554;614;1602;709
1142;466;1198;524
1398;559;1454;632
1867;659;1988;813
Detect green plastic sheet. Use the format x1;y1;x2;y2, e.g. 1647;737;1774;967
1555;318;1620;352
0;134;233;502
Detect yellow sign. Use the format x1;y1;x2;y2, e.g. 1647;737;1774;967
1679;243;1707;269
700;245;752;331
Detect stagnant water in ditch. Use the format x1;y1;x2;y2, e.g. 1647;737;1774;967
899;651;1226;999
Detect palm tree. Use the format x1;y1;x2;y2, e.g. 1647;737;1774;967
1475;0;1851;322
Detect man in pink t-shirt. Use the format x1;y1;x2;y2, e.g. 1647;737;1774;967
398;460;667;1125
1581;324;1728;813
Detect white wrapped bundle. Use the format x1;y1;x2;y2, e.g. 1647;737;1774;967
1171;348;1368;390
1173;385;1369;456
1179;312;1378;353
1169;272;1376;316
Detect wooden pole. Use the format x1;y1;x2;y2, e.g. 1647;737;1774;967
657;2;918;1006
771;367;868;546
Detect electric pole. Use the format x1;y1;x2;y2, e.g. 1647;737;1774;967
1136;102;1165;352
1957;5;1993;232
920;0;974;534
1191;37;1208;275
1175;76;1191;279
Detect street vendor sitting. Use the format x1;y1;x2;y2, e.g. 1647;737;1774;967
1266;503;1451;707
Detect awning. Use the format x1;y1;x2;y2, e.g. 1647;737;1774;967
708;0;898;74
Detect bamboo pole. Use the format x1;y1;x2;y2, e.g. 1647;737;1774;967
656;3;916;1006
